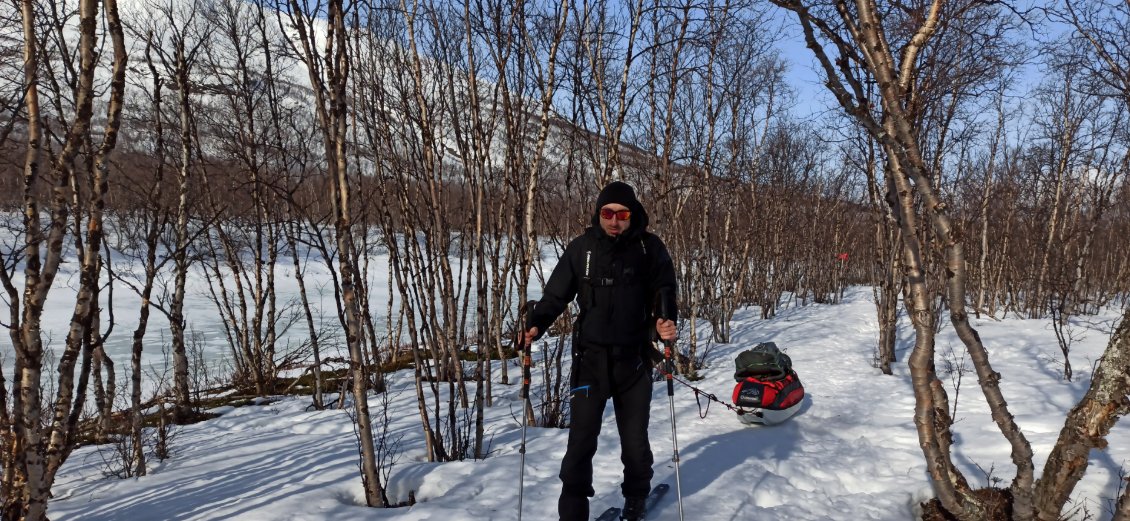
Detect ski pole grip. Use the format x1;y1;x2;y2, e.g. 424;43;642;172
657;288;677;351
519;300;537;400
657;288;676;322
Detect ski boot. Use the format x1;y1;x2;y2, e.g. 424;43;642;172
620;496;646;520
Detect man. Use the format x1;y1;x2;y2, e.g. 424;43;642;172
524;180;678;521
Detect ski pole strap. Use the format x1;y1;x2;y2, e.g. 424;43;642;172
518;329;532;400
663;341;676;397
520;348;531;399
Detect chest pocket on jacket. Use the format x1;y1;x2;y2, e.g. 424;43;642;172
620;266;638;286
619;238;651;288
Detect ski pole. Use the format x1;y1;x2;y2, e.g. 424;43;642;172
517;301;535;521
658;293;685;521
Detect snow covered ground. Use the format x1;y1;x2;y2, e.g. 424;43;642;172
49;287;1130;520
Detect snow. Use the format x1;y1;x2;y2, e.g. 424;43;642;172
47;287;1130;521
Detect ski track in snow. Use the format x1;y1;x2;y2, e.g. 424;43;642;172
49;288;1130;520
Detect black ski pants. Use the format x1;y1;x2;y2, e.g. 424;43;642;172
558;343;654;521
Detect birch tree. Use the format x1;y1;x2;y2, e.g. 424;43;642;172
123;0;209;420
767;0;1130;518
278;0;386;506
0;0;125;519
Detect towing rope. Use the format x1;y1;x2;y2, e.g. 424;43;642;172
655;367;753;420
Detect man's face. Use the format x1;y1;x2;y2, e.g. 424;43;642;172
599;204;631;237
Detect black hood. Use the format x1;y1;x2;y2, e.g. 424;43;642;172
590;181;650;237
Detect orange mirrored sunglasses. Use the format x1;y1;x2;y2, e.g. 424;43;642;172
599;208;631;221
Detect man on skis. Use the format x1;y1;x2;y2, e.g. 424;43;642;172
524;180;678;521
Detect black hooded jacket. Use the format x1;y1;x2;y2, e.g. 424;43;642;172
527;193;678;350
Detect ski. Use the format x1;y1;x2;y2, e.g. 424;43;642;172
594;483;670;520
595;507;620;521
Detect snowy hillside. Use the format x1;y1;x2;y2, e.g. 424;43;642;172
48;288;1130;520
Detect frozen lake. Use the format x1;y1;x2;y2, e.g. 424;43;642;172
0;224;557;402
